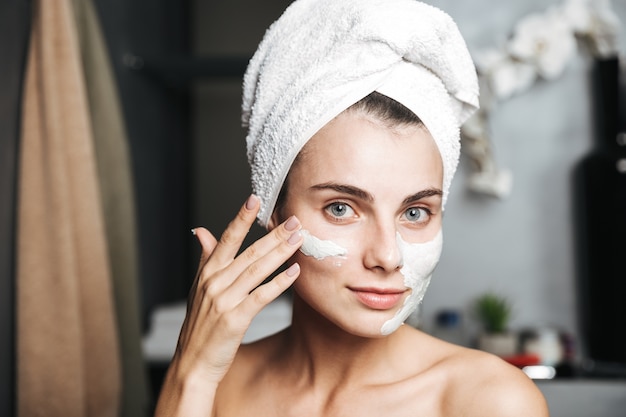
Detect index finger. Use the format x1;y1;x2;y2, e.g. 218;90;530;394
209;194;260;269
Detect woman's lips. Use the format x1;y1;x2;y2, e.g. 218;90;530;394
351;288;405;310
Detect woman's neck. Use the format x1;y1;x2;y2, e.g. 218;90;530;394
278;293;415;390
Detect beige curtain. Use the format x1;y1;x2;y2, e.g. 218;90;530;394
17;0;147;415
71;0;150;415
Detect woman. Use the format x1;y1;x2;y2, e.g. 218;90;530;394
155;0;549;415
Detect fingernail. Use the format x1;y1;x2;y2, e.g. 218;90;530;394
286;263;300;277
288;230;302;245
191;228;197;236
285;216;300;232
246;194;259;210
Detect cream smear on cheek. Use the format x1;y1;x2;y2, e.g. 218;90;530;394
380;230;443;335
299;229;348;259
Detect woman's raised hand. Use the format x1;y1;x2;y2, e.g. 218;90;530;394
155;195;302;416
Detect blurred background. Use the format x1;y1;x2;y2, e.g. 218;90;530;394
1;0;625;416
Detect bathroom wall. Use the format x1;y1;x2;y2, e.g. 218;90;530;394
191;0;291;252
191;0;626;344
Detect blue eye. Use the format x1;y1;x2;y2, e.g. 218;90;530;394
404;207;429;223
326;202;354;218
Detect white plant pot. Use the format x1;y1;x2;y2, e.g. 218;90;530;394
477;332;518;357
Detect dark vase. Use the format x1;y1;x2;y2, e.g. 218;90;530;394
574;57;626;373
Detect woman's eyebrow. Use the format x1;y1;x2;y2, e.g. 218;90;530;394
309;183;442;205
309;182;373;202
402;188;443;205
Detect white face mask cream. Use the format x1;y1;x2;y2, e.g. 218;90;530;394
299;229;348;260
380;230;443;335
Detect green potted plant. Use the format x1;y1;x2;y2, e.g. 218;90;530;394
474;293;517;357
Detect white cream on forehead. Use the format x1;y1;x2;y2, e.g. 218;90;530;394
299;229;348;259
380;230;443;335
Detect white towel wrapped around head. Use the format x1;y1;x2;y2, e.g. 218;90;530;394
242;0;479;227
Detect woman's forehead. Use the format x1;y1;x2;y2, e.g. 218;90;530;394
291;111;443;194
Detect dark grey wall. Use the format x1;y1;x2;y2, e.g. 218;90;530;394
93;0;193;328
191;0;293;247
0;1;31;415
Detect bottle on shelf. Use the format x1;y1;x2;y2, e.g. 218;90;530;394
574;56;626;371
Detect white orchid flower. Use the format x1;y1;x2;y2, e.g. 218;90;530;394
474;49;537;101
561;0;594;33
507;8;577;80
490;59;537;100
586;0;621;56
562;0;621;57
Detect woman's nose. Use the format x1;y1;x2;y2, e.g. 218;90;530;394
362;220;402;272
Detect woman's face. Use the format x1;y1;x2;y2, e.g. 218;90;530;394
272;110;444;337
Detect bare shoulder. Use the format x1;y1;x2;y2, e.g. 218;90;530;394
442;346;549;417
